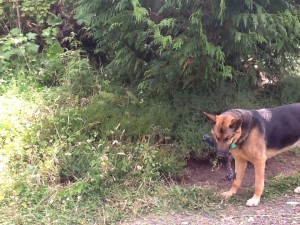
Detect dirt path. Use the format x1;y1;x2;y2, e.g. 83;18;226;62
123;152;300;225
182;151;300;188
124;193;300;224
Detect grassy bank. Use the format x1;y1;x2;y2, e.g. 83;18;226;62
1;68;300;224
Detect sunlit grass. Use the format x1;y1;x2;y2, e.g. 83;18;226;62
1;74;300;224
0;94;40;197
0;82;220;224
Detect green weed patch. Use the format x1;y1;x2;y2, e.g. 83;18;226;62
1;64;300;224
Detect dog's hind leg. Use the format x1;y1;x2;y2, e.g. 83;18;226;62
246;158;266;207
221;157;247;199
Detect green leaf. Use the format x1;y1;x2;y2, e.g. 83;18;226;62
46;42;64;58
245;0;254;10
252;14;258;30
242;13;249;28
1;44;12;52
42;27;52;37
218;0;226;23
158;18;175;29
1;51;13;60
173;39;183;50
234;32;242;43
25;43;39;53
222;66;232;78
10;28;21;36
26;32;37;41
131;0;149;23
260;13;267;27
47;15;63;26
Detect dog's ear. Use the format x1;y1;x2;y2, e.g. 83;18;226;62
229;118;242;131
203;112;217;122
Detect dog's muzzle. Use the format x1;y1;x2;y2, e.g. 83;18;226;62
202;134;230;158
203;134;236;181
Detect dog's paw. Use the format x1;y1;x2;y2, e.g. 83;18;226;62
294;187;300;193
220;191;234;200
246;195;260;207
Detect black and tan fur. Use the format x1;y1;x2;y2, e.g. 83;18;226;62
204;103;300;206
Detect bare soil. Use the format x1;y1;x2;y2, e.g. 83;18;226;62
124;151;300;225
182;151;300;189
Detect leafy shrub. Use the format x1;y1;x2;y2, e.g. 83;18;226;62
0;0;58;33
0;26;65;87
0;28;39;76
21;0;57;24
270;75;300;104
75;0;300;93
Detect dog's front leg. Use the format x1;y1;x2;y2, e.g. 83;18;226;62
221;157;247;199
246;159;266;207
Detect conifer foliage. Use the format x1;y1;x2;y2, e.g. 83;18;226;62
75;0;300;92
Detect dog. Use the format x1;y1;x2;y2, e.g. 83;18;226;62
204;103;300;206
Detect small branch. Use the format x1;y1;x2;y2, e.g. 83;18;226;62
15;0;22;30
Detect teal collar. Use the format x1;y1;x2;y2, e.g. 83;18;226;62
231;143;237;149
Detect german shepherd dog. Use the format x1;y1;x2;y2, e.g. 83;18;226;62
204;103;300;206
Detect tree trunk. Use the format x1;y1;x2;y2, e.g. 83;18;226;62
15;0;22;30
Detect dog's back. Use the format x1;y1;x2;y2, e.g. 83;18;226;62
254;103;300;149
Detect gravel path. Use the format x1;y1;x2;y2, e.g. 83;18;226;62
123;193;300;225
123;153;300;225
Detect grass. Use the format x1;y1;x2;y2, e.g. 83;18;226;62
228;170;300;206
0;181;220;224
4;176;299;224
264;172;300;198
1;29;300;224
0;78;213;224
1;73;300;225
0;78;218;224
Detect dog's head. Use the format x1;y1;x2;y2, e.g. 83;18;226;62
204;112;242;152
